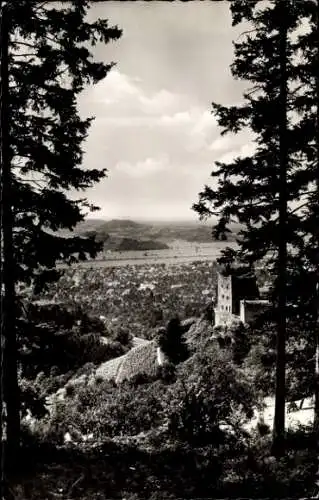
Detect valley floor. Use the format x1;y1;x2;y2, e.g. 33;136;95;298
58;241;238;268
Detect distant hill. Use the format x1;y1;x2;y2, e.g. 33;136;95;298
57;218;242;248
116;238;169;251
99;219;150;232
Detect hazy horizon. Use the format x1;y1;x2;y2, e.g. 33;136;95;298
86;214;207;223
84;214;225;227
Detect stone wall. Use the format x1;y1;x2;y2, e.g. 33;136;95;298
214;310;240;327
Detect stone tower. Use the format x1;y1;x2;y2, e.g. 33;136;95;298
214;272;233;327
214;265;260;327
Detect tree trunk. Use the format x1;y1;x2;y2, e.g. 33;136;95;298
315;281;319;434
0;1;20;475
314;0;319;438
272;0;288;457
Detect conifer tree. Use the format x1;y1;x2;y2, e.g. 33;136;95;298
0;0;121;470
290;0;319;433
314;0;319;437
193;0;305;454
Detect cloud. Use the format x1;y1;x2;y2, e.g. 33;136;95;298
139;89;178;115
191;110;216;136
102;73;139;105
159;111;192;126
209;135;233;152
79;69;188;119
79;65;253;221
215;142;256;165
187;110;217;152
80;68;221;170
76;2;254;220
116;155;169;178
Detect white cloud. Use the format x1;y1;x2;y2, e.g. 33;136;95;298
216;142;256;164
80;68;222;170
79;69;188;119
80;73;232;219
185;110;217;152
75;2;252;220
139;89;178;114
191;110;216;136
209;135;232;152
159;111;192;126
115;155;169;178
89;70;139;105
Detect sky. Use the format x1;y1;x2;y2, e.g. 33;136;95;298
77;1;252;221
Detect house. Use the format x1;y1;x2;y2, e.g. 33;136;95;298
214;264;271;327
95;340;159;384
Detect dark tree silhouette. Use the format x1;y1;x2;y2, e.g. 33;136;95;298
0;0;121;473
158;317;189;365
192;0;316;455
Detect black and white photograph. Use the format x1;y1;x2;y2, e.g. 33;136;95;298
1;0;319;498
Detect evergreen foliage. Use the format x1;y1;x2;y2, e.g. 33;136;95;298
1;0;121;469
158;317;189;365
193;0;319;453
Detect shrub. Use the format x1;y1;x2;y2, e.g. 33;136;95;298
228;431;318;498
19;303;128;382
163;343;259;448
65;384;75;397
40;379;168;443
156;362;176;384
243;318;316;400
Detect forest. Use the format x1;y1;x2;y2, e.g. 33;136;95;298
1;1;319;499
